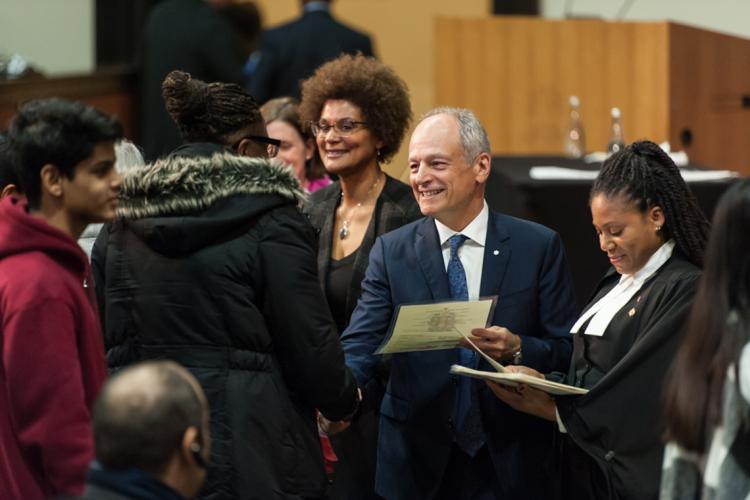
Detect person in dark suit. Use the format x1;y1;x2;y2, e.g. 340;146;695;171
327;107;578;499
300;54;420;500
490;141;709;499
247;0;374;104
141;0;248;161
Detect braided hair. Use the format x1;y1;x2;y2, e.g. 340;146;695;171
161;70;263;144
591;140;709;267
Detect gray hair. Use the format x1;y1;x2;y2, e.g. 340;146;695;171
115;139;145;173
421;107;490;163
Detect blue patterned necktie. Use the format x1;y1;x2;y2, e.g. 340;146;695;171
447;234;485;456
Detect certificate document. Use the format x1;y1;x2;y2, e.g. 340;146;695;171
375;298;496;354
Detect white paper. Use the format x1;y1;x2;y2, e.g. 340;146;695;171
375;298;495;354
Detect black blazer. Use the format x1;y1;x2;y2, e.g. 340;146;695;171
304;174;421;330
140;0;245;160
247;10;374;103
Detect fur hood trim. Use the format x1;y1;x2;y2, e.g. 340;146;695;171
117;152;306;219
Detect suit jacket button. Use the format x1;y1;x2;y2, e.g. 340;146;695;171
604;450;615;461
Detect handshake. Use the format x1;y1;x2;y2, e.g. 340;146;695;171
319;387;363;435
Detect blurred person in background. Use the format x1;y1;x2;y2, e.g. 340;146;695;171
299;53;421;500
0;132;22;198
247;0;373;104
261;96;330;193
141;0;258;160
662;178;750;499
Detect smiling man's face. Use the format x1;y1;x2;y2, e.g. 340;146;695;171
408;113;488;231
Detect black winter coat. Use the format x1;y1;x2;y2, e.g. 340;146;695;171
92;143;359;500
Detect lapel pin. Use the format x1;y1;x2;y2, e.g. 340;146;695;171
493;249;500;256
628;307;636;317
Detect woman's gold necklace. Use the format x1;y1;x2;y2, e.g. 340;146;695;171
339;174;382;240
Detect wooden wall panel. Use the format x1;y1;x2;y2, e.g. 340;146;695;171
0;68;137;138
435;18;672;157
669;24;750;175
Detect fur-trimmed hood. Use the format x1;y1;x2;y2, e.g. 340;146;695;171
114;145;306;256
118;147;304;219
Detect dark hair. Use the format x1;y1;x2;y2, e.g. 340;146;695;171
261;96;326;180
0;132;19;192
93;361;206;475
162;70;264;144
299;53;412;163
590;140;709;267
8;98;123;209
664;179;750;452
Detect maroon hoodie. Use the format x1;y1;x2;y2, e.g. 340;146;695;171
0;196;107;499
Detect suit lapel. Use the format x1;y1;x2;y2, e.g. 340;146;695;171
315;187;340;291
415;218;451;301
480;211;511;297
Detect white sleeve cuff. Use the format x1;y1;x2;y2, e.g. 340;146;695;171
555;407;567;434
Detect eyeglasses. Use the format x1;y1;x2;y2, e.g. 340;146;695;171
232;135;281;158
310;118;368;137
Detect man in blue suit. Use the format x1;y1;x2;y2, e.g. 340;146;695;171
332;108;577;499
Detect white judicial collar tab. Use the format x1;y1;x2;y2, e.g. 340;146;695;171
570;240;675;337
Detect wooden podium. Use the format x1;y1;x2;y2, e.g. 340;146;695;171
435;17;750;175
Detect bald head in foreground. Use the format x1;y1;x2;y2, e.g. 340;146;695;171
82;361;210;500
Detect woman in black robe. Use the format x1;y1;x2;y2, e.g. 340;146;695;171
483;140;709;500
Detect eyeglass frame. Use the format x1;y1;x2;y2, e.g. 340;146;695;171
309;119;369;137
231;135;281;158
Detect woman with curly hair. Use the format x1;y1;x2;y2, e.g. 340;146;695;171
300;54;422;499
261;96;330;193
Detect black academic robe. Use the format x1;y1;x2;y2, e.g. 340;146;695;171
555;252;701;500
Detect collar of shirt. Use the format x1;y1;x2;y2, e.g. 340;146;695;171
434;201;489;300
434;200;489;249
304;1;331;14
571;239;675;336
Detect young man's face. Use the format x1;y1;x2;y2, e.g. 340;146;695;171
62;141;121;224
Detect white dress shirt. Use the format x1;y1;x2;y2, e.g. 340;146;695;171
434;201;489;300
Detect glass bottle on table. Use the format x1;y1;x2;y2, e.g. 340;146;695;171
607;107;625;155
564;95;586;159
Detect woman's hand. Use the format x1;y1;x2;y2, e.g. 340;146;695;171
485;367;556;422
505;365;543;379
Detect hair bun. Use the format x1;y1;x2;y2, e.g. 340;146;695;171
161;70;209;126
